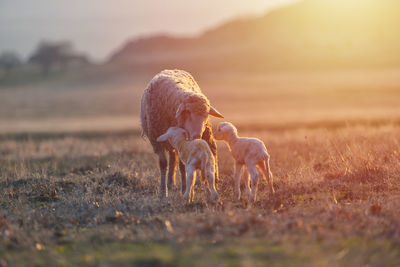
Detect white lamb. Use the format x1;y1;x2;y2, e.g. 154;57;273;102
157;127;219;203
214;122;275;202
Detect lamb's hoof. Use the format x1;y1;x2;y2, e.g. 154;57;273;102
208;193;219;204
183;192;190;203
212;196;219;204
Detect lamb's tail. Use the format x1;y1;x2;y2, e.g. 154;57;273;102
262;152;273;180
262;152;275;194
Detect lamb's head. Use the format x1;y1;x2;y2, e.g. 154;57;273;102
176;95;223;140
156;127;188;150
214;122;238;141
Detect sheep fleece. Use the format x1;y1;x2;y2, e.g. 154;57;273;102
140;69;216;154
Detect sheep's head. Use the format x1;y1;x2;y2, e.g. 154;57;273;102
214;122;238;141
176;96;223;140
156;127;188;149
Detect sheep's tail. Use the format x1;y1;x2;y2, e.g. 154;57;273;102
140;116;147;140
140;130;147;140
140;89;148;140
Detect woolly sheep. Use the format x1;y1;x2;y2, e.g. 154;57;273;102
214;122;275;202
157;127;219;203
140;69;223;198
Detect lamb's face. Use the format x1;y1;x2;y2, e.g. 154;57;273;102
156;127;188;148
169;127;188;145
214;122;237;141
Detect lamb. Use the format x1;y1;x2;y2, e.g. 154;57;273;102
140;69;223;198
214;122;275;202
157;127;219;203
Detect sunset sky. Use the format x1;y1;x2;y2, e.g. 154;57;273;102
0;0;295;61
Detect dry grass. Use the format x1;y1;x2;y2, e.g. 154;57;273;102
1;124;400;266
1;70;400;265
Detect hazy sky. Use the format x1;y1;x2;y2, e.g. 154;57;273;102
0;0;294;61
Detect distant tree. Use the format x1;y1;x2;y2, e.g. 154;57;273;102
28;41;89;75
0;51;22;73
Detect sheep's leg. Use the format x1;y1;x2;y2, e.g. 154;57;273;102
183;166;195;203
157;151;168;198
167;150;177;191
205;167;219;203
247;164;260;203
234;162;244;201
179;160;186;195
259;157;275;195
242;166;251;201
202;125;219;182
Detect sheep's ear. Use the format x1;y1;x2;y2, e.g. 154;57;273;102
209;106;224;118
175;103;186;119
157;132;170;142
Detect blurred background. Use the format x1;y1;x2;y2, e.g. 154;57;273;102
2;0;400;134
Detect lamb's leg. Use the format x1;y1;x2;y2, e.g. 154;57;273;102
201;171;211;199
183;166;195;203
247;164;260;203
189;170;197;203
214;154;219;183
205;167;219;203
167;150;177;191
234;162;243;201
179;160;186;195
191;172;197;203
157;151;168;198
259;159;275;195
242;166;251;201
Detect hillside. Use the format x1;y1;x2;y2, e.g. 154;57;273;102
108;0;400;73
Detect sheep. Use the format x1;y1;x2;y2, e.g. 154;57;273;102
157;127;219;203
214;122;275;202
140;69;223;198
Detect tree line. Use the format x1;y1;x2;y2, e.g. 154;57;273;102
0;41;90;76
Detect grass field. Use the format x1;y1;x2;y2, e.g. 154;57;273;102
1;69;400;266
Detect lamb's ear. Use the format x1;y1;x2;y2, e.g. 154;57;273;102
209;105;224;118
157;132;170;142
